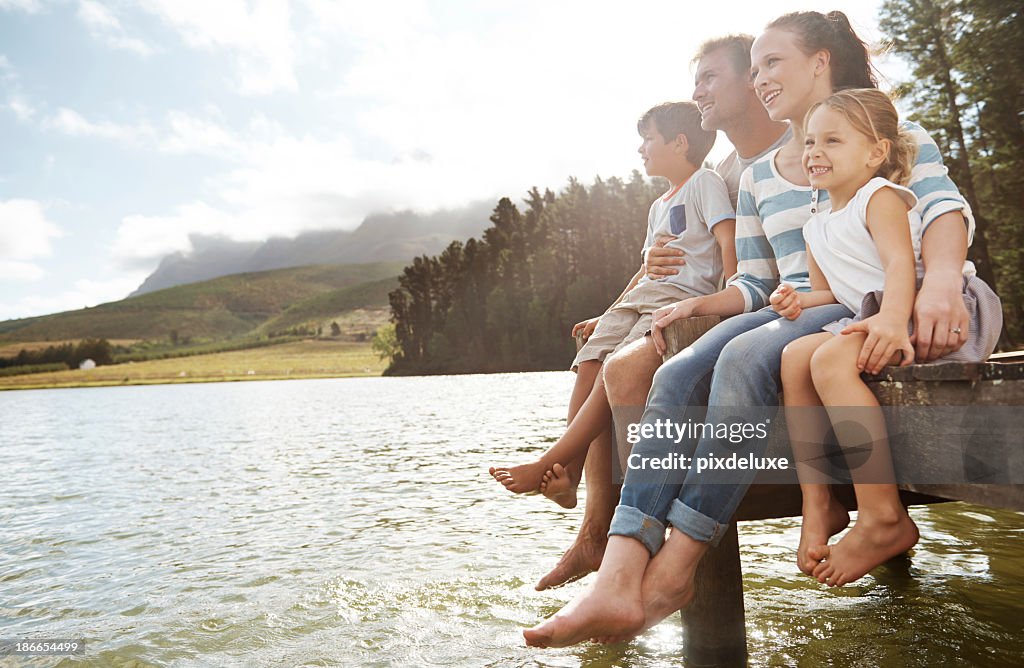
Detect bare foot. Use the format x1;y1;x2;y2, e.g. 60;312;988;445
636;529;703;633
809;511;919;587
535;530;606;591
523;580;644;648
488;460;549;494
798;498;850;575
595;529;706;644
523;538;648;648
539;463;578;509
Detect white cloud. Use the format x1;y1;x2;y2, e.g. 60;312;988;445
111;201;232;263
0;199;62;259
77;0;157;56
0;199;63;282
0;0;42;13
0;274;147;321
7;93;35;121
46;107;155;144
0;260;45;281
141;0;296;94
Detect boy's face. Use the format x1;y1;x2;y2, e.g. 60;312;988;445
637;122;680;177
692;47;754;132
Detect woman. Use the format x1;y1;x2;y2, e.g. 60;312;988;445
524;10;976;648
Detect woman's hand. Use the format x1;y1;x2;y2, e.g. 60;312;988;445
571;316;601;340
650;299;696;355
912;276;970;361
770;284;802;320
841;313;915;374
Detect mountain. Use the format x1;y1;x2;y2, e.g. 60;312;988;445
0;262;404;343
131;201;495;295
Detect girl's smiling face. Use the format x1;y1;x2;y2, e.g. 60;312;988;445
803;105;889;204
750;28;831;123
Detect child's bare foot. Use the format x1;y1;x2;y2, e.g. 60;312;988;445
539;463;578;509
810;511;919;587
523;572;644;648
798;498;850;575
488;460;548;494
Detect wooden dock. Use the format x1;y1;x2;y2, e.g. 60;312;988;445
659;317;1024;666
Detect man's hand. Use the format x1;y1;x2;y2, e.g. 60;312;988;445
841;313;916;374
572;316;601;341
645;235;686;279
650;299;696;356
769;284;802;320
911;275;969;361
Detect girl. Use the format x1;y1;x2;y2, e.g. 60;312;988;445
774;88;1001;587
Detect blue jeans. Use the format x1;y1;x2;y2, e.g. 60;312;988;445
609;303;853;554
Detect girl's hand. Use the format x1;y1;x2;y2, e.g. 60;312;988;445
571;316;601;340
651;299;696;356
770;284;802;320
841;313;916;374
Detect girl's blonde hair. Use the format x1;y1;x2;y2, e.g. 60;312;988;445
804;88;918;185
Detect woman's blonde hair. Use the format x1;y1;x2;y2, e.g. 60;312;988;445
804;88;918;185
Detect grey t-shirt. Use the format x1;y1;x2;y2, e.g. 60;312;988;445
639;168;735;297
715;125;793;207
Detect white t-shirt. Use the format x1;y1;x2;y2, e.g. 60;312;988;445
802;177;922;313
715;126;793;207
640;167;735;298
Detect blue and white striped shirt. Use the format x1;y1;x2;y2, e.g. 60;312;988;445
729;120;974;312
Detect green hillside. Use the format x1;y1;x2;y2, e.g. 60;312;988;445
258;276;398;335
0;262;404;343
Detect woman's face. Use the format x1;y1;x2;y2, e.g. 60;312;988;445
750;28;830;123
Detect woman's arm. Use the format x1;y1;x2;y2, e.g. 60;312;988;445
903;123;972;360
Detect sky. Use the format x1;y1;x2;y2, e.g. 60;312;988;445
0;0;898;321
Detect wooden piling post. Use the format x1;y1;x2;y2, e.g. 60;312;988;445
681;522;747;666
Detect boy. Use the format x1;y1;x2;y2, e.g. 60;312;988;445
489;101;736;506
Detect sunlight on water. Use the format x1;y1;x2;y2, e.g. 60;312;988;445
0;373;1022;666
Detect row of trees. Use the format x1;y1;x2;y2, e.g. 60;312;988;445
385;174;662;374
880;0;1022;344
0;338;114;370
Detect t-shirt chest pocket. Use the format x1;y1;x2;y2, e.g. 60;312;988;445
669;205;687;235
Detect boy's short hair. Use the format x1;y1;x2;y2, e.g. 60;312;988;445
637;102;716;166
692;34;755;75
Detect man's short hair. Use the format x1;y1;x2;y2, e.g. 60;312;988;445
692;34;755;75
637;101;716;166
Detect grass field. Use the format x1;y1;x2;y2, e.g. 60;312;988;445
0;340;387;391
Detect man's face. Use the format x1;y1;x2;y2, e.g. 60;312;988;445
692;47;754;132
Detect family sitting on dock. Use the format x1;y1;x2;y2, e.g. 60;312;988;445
488;10;1002;648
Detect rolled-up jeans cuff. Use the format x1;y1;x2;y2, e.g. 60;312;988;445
666;498;729;546
608;504;666;556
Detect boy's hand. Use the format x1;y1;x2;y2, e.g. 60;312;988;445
572;316;601;340
645;235;686;279
770;284;802;320
841;313;915;374
650;299;695;356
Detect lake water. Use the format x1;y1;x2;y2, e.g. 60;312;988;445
1;373;1022;667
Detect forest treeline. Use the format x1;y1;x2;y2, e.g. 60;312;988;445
881;0;1023;345
385;1;1021;374
384;174;662;374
